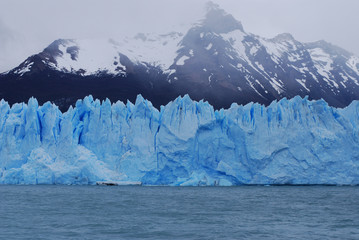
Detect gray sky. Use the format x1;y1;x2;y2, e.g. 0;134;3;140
0;0;358;72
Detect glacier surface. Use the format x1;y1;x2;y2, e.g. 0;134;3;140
0;95;359;186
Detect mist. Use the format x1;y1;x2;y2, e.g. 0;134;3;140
0;0;358;72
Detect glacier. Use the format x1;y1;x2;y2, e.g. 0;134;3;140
0;94;359;186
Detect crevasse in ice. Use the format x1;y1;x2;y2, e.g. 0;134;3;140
0;95;359;185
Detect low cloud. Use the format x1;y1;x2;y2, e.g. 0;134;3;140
0;0;358;72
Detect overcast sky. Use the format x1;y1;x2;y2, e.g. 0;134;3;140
0;0;358;72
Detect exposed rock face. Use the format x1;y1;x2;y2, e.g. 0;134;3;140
1;4;359;111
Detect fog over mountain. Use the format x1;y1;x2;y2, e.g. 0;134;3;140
1;2;359;111
0;0;358;72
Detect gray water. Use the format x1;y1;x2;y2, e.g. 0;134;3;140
1;186;359;239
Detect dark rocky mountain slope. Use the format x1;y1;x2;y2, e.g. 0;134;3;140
1;3;359;111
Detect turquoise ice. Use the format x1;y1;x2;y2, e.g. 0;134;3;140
0;95;359;185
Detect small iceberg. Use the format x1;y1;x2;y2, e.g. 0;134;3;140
96;181;142;186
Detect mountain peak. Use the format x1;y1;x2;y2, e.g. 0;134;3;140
201;1;244;33
272;33;295;42
305;40;352;57
205;1;220;12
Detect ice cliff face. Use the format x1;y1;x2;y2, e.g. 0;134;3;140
1;95;359;185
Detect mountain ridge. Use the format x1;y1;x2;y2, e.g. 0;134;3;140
1;3;359;111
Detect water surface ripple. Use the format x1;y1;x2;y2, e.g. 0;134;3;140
1;186;359;239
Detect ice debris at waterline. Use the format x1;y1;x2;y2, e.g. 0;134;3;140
0;95;359;186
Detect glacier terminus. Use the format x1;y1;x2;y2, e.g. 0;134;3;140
0;95;359;186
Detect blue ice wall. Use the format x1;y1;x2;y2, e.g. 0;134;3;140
0;95;359;185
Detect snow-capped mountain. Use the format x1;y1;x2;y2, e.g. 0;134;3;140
10;32;184;77
1;2;359;110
